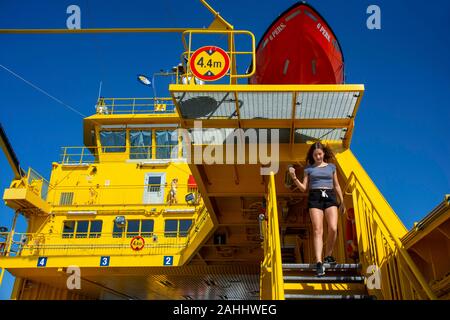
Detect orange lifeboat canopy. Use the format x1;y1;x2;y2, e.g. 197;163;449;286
249;2;345;85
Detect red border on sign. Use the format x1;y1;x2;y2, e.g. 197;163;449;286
130;235;145;251
189;46;230;81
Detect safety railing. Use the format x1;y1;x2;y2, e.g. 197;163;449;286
260;172;285;300
0;232;8;256
1;231;192;257
109;145;182;159
95;97;176;115
25;167;49;201
60;144;186;164
186;204;208;245
60;146;98;164
181;29;256;84
344;172;437;300
0;208;210;259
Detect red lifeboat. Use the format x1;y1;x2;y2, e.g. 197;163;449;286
249;2;344;85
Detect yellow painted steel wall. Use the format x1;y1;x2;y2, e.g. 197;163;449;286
46;162;194;209
3;160;202;258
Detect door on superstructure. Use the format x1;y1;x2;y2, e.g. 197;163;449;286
143;173;166;204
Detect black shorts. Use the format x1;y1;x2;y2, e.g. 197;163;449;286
308;189;339;210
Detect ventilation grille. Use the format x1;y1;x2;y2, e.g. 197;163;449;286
59;192;74;205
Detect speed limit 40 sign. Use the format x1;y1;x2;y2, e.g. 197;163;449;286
189;46;230;81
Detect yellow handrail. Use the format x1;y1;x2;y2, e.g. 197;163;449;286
181;29;256;83
260;172;284;300
186;204;209;245
1;231;191;257
95;97;175;115
60;143;186;164
344;172;437;300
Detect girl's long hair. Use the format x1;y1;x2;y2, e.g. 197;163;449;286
306;141;335;165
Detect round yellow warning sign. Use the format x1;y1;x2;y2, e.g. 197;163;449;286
189;46;230;81
130;235;145;251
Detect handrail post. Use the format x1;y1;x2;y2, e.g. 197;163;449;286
62;147;67;164
5;210;19;256
269;173;284;300
0;267;5;286
80;147;84;164
258;213;265;240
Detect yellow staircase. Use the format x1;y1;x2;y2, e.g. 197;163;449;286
259;165;438;300
282;263;369;300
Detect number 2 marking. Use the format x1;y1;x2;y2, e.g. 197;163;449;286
164;256;173;265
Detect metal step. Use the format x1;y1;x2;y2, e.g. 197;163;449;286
283;275;365;283
283;282;366;292
282;263;361;272
285;293;373;300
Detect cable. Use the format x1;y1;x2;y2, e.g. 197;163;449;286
0;64;87;118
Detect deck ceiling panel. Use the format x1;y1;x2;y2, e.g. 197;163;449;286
295;91;359;119
172;85;363;123
171;85;364;146
176;91;237;119
237;92;293;119
294;128;346;143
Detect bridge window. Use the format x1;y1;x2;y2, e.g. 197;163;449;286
90;220;102;238
76;221;89;238
63;221;75;238
113;219;154;238
100;130;126;153
156;130;178;159
164;219;193;238
127;220;140;238
62;220;103;238
130;130;152;159
141;220;154;237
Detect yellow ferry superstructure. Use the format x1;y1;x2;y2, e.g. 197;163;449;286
0;0;449;300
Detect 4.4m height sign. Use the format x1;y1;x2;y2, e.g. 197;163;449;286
189;46;230;81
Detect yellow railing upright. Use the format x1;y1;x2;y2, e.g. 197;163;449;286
181;29;256;84
260;172;285;300
95;97;176;115
337;149;437;300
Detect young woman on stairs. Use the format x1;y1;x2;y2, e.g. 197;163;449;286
288;141;345;276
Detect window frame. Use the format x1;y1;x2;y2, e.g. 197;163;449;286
99;129;127;153
113;219;154;238
164;219;193;238
62;220;103;239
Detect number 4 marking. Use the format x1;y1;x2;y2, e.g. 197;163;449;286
163;256;173;266
37;257;47;267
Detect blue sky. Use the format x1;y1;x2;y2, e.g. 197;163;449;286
0;0;449;299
